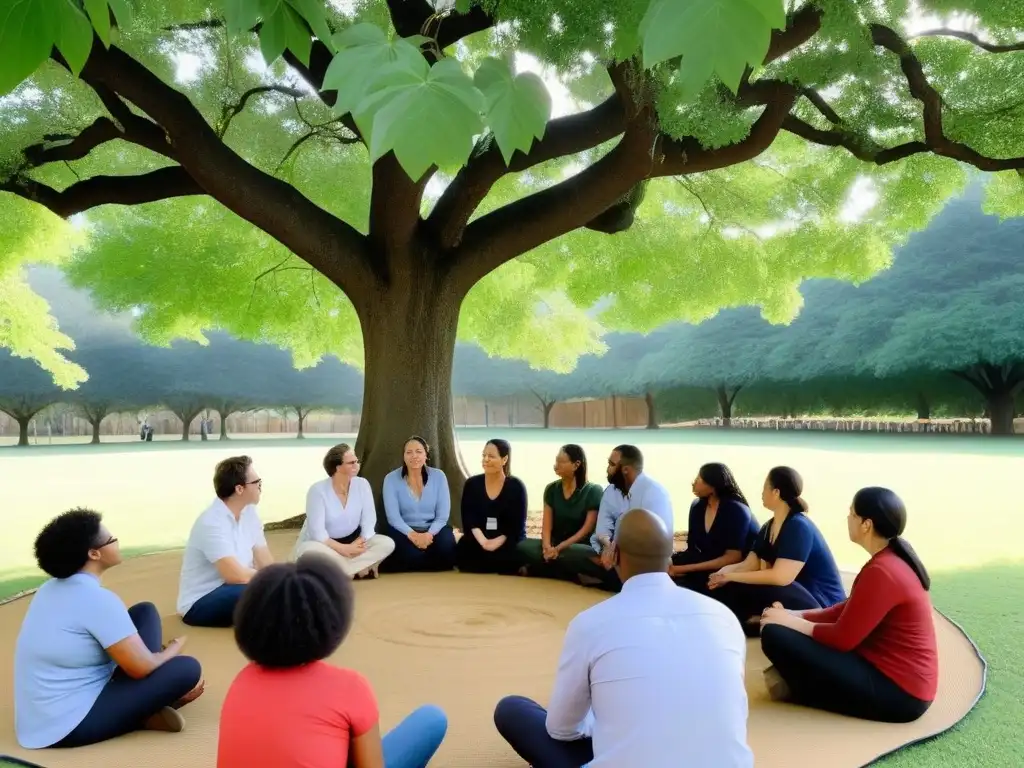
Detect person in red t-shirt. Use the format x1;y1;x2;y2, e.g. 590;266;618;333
217;552;448;768
758;486;937;724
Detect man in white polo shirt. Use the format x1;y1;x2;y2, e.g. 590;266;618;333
586;444;674;591
176;455;274;627
494;508;753;768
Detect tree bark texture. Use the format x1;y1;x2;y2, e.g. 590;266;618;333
951;363;1022;436
17;418;30;447
716;385;742;427
645;391;659;429
354;263;470;528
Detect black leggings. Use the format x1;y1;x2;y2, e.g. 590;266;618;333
761;624;932;723
55;602;202;747
712;582;821;637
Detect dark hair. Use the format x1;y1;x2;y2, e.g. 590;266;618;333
766;466;808;514
323;443;354;477
233;553;355;668
698;462;748;505
560;443;588;487
400;435;431;484
487;438;512;476
614;444;644;472
34;507;105;579
852;487;930;590
214;455;253;499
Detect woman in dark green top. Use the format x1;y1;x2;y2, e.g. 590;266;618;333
517;444;605;582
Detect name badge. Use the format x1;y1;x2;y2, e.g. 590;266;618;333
486;517;498;531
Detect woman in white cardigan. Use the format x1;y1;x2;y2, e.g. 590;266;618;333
292;443;395;578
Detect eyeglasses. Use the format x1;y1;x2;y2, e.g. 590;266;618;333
246;478;263;487
93;535;118;549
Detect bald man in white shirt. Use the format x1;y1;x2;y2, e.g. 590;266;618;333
494;508;753;768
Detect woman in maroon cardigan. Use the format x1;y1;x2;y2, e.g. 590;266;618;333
758;486;937;723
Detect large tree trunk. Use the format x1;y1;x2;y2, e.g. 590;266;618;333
645;391;659;429
715;384;742;427
354;271;470;529
17;417;30;447
91;419;102;444
952;364;1022;436
543;400;554;428
916;392;930;421
218;410;230;440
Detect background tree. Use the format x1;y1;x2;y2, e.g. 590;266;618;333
67;342;152;443
0;353;62;446
5;0;1024;504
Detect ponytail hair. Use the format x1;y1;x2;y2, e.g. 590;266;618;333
487;438;512;477
766;466;808;515
852;486;930;591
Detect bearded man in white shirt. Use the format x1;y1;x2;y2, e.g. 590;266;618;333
494;507;753;768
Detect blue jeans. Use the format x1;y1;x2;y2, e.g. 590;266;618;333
55;602;202;747
494;695;593;768
181;583;247;627
382;705;448;768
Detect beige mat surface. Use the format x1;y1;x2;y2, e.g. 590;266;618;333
0;531;985;767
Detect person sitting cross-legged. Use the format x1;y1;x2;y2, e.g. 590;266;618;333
378;436;457;573
759;487;938;724
494;508;753;768
14;508;204;750
217;552;449;768
707;466;846;637
177;455;274;627
517;444;605;583
292;443;396;579
588;445;675;592
455;439;528;575
670;463;759;594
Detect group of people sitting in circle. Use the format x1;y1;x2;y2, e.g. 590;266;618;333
11;436;939;768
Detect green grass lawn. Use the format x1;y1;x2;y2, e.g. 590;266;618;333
2;428;1021;766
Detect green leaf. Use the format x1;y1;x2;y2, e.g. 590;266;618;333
323;23;426;116
639;0;786;97
0;0;54;96
286;0;335;53
282;2;311;66
106;0;132;29
224;0;261;35
54;1;95;75
455;0;471;13
83;0;111;46
355;57;484;181
473;57;551;164
259;3;289;64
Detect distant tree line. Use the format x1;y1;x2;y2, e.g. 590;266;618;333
452;189;1024;435
0;331;362;446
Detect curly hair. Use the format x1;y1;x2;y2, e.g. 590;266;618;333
34;507;104;579
233;552;355;668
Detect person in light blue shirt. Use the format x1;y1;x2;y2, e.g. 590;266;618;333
588;445;675;592
378;435;457;572
14;508;203;749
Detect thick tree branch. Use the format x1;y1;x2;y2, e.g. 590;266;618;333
765;4;824;64
22;118;122;167
781;115;929;164
427;94;626;249
867;24;1024;171
1;167;203;218
911;28;1024;54
79;41;375;299
368;153;432;277
452;63;661;291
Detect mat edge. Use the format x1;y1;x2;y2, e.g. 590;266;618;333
858;606;988;767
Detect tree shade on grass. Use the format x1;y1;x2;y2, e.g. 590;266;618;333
5;1;1024;516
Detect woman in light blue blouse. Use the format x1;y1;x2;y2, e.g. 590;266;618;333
378;436;457;572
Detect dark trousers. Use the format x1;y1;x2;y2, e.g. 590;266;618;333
455;534;523;575
55;602;202;748
378;525;457;572
712;581;821;637
181;583;247;627
494;695;593;768
761;624;932;723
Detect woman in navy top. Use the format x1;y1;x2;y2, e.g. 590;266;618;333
455;439;528;575
670;462;759;594
708;466;846;636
